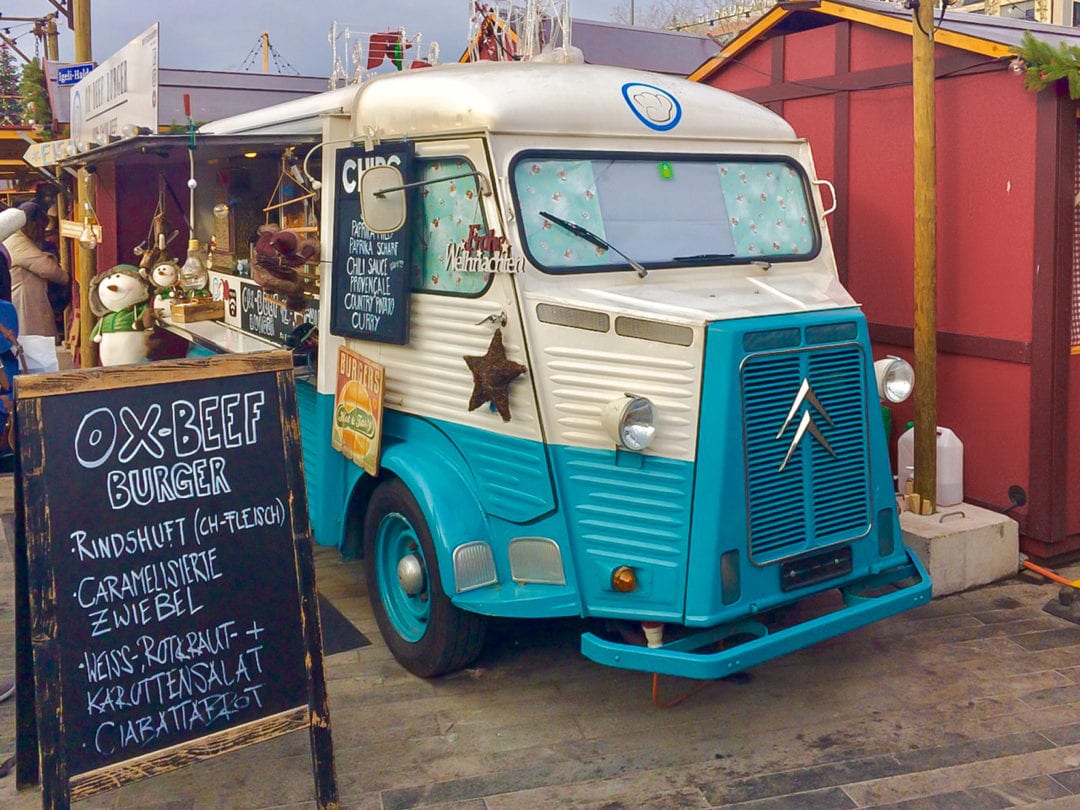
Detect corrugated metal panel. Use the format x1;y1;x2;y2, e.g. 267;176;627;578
564;452;693;552
741;341;871;563
377;295;541;441
295;378;334;544
370;292;554;523
557;446;693;618
449;428;555;519
537;339;700;461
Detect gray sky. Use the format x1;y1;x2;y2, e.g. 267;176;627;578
1;1;626;76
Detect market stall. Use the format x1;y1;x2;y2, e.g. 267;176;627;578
51;130;325;364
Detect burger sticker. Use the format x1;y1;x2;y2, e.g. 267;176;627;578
332;348;385;475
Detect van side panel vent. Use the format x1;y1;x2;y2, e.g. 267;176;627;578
536;304;610;332
615;317;694;347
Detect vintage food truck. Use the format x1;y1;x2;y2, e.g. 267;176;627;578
207;58;930;679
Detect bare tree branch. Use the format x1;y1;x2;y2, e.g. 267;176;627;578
609;0;718;28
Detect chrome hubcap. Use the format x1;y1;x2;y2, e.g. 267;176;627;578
397;553;426;596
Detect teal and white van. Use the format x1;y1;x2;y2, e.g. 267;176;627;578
212;58;930;679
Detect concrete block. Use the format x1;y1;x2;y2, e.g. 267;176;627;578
900;502;1018;598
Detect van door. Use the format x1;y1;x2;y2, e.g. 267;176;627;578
395;142;556;524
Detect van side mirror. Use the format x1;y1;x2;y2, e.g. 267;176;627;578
359;165;407;234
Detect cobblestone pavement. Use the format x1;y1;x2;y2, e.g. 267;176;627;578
6;472;1080;808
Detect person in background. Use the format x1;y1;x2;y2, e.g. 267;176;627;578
0;241;12;303
4;201;67;338
0;206;24;712
0;204;25;301
32;181;58;209
32;182;59;252
32;183;67;334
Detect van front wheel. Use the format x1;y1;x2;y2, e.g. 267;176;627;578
363;478;486;677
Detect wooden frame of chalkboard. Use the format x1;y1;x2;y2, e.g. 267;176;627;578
12;352;338;810
329;143;414;344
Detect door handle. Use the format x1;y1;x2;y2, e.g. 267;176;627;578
475;312;507;328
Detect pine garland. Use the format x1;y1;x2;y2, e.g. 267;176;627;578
1014;31;1080;99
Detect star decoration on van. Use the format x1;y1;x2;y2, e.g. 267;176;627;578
464;328;526;422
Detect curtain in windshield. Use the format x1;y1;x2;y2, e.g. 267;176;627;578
408;157;489;294
513;155;817;272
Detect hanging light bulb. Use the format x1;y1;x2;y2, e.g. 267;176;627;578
78;218;97;250
179;239;209;294
78;173;101;250
78;202;98;250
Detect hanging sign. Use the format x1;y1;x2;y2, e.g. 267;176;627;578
69;23;159;150
58;218;103;243
446;224;525;274
330;144;413;344
22;139;75;168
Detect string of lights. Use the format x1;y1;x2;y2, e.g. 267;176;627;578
234;35;298;74
0;12;61;63
236;38;264;72
268;43;299;75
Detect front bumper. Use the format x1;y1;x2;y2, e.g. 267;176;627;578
580;548;930;680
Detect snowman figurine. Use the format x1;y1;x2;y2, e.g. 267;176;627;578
147;259;182;318
89;265;152;366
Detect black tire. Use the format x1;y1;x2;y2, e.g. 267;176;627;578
363;478;487;677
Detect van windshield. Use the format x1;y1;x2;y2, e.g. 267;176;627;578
511;153;819;273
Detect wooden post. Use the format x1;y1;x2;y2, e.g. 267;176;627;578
75;169;97;368
912;0;937;513
73;0;97;368
72;0;90;62
45;18;59;61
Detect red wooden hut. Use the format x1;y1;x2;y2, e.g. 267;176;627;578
692;1;1080;558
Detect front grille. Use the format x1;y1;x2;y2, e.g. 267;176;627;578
741;342;872;564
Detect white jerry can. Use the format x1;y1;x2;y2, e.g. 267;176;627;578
897;426;964;507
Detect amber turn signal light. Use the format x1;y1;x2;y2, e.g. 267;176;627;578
611;565;637;593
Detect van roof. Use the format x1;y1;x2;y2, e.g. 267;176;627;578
351;61;796;143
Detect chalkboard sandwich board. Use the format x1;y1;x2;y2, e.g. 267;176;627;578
13;352;338;809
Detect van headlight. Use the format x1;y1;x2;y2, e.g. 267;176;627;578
601;395;656;451
874;356;914;403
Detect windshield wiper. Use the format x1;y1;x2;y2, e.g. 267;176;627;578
539;210;648;278
673;253;735;264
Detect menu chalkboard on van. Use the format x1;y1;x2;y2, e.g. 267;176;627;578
330;144;414;344
238;279;319;345
13;353;337;809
